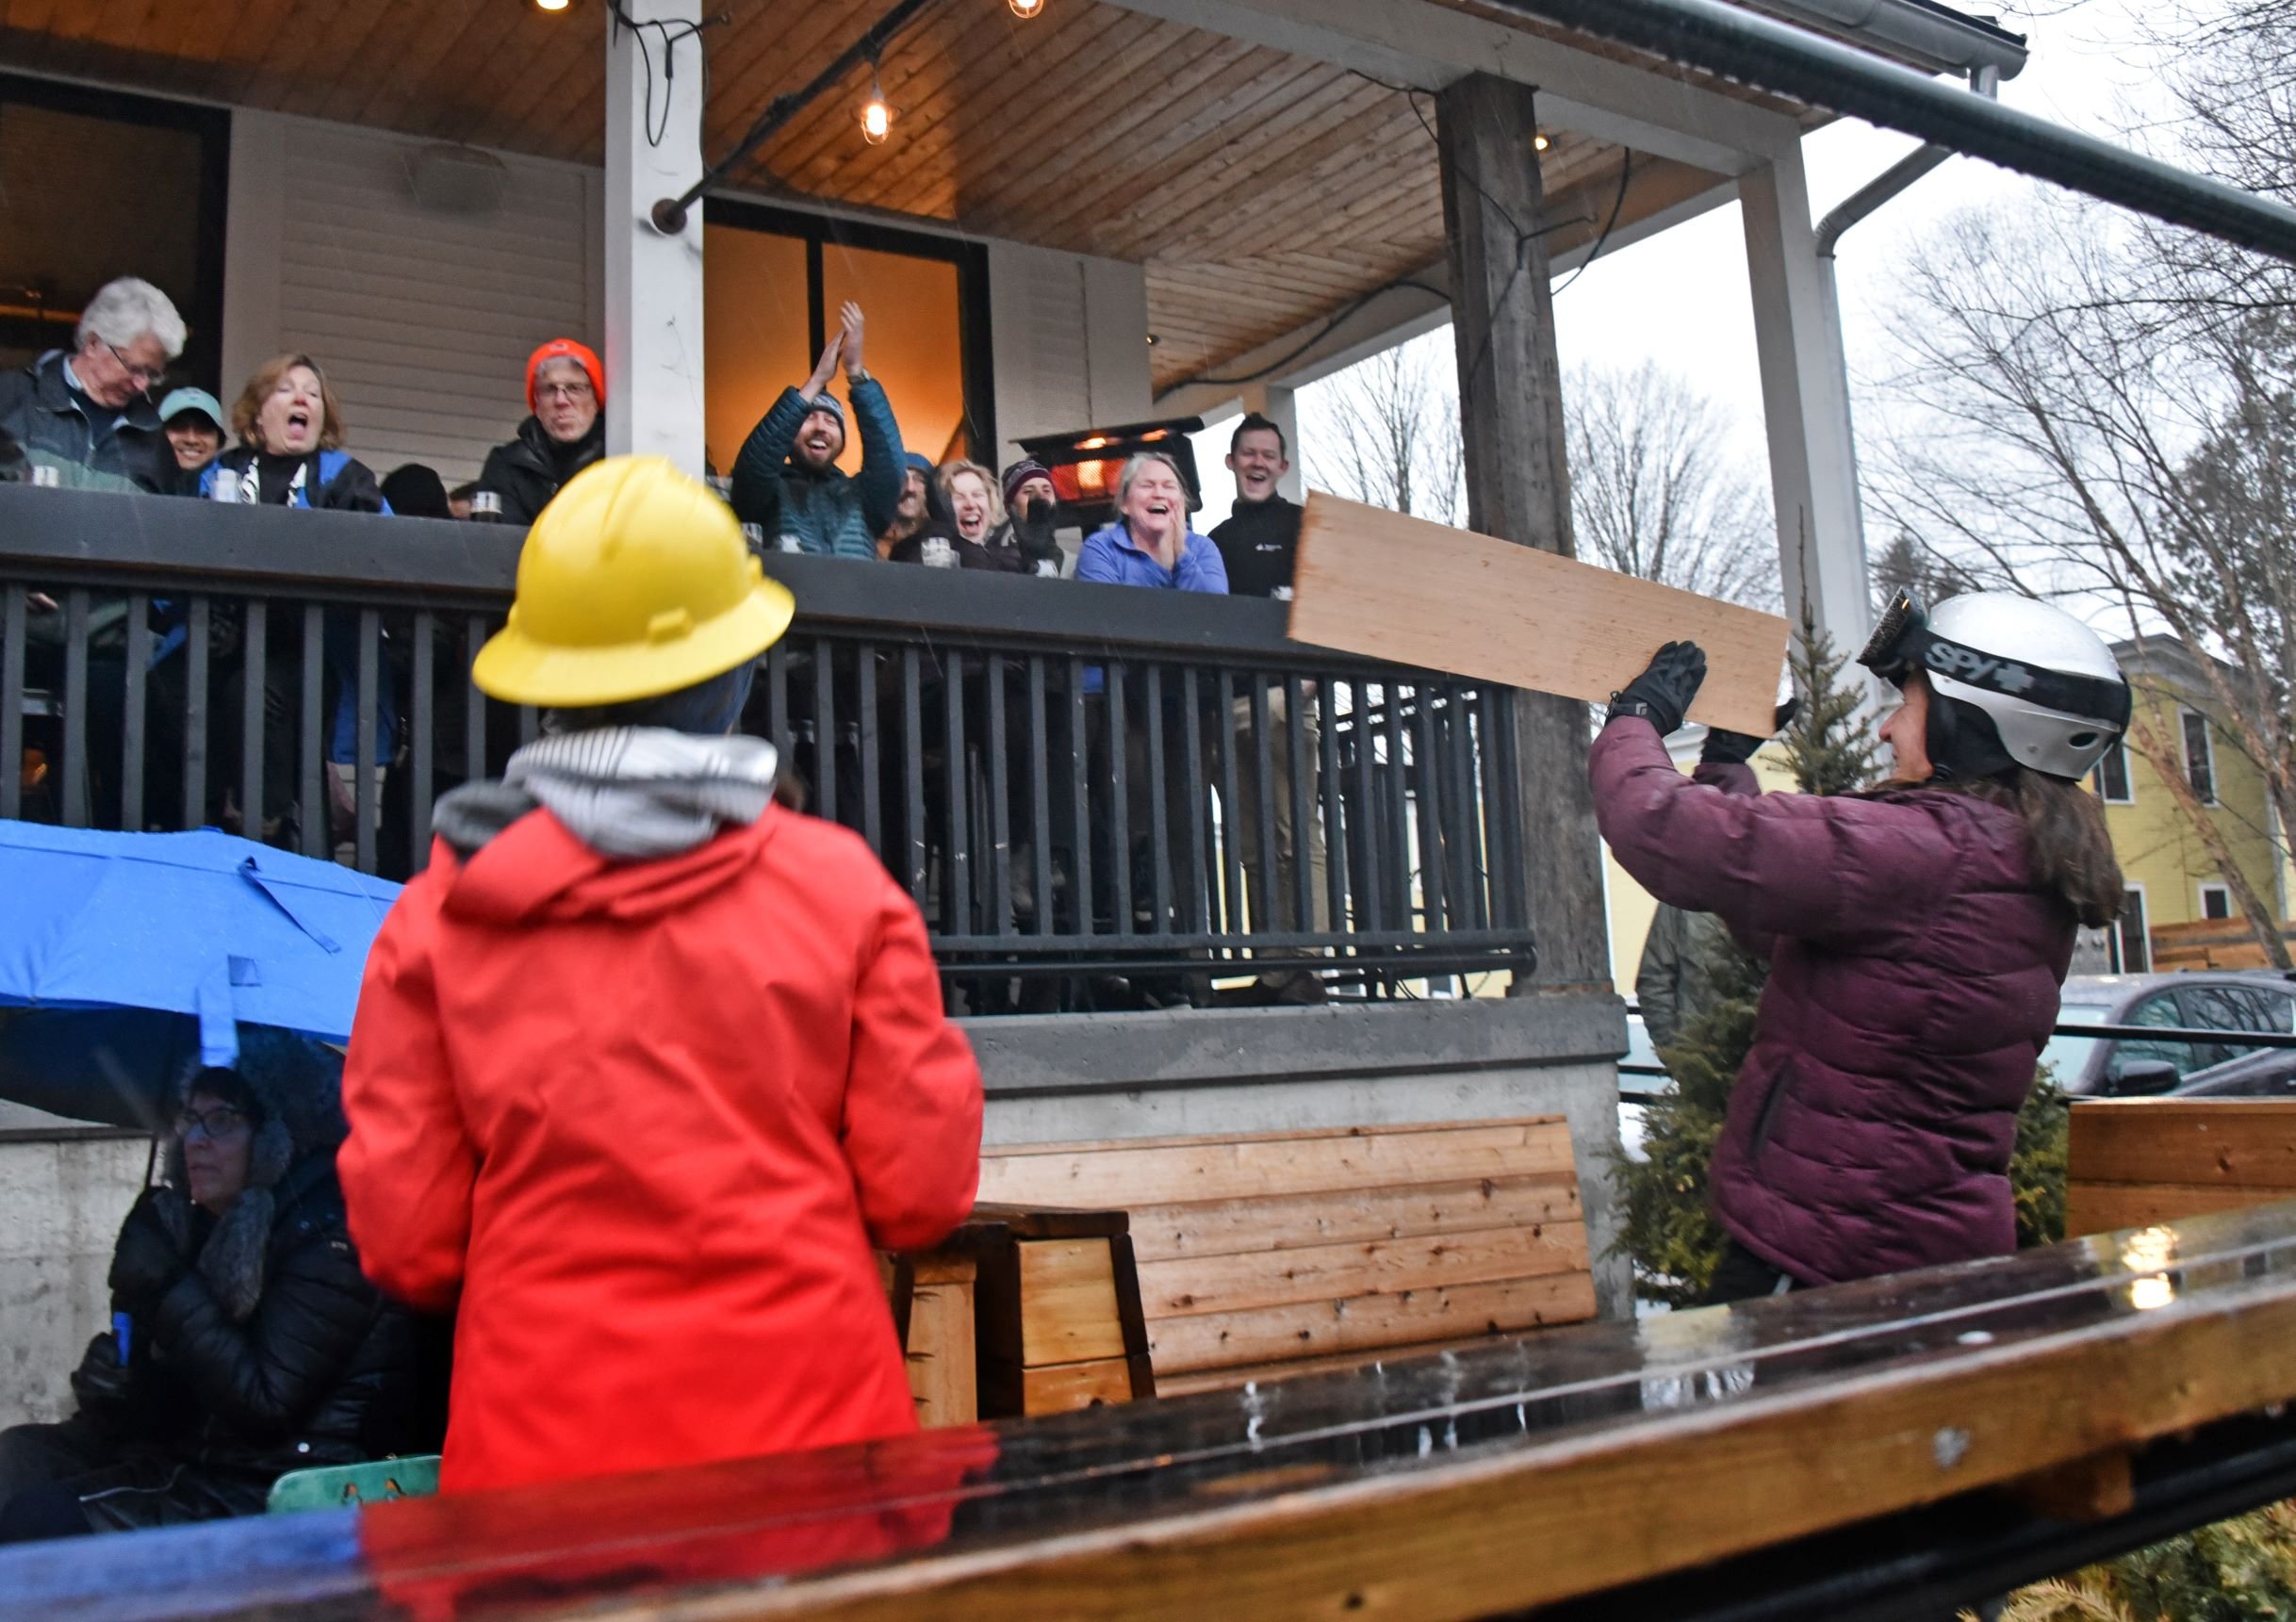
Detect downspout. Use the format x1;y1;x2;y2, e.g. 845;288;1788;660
1812;64;2000;595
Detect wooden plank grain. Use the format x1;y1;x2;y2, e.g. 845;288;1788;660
1017;1239;1127;1367
2066;1099;2296;1191
2063;1180;2290;1238
1147;1272;1598;1375
1289;493;1790;735
1136;1223;1589;1321
979;1122;1573;1209
1125;1172;1582;1264
902;1265;976;1431
1022;1358;1137;1416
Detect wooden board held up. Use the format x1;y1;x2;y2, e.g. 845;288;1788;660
1290;492;1791;735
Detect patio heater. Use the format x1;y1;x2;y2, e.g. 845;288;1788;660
1013;417;1206;531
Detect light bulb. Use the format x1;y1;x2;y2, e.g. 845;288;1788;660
1533;132;1550;152
861;95;891;144
1009;0;1045;14
536;0;569;10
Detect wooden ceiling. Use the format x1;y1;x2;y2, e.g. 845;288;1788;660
0;0;1782;392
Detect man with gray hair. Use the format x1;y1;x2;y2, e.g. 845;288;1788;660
0;276;185;492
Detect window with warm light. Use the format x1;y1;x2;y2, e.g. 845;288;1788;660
702;203;993;480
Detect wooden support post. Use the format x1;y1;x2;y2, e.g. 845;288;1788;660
1436;74;1609;992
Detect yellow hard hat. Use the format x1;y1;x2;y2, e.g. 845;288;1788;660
472;456;794;707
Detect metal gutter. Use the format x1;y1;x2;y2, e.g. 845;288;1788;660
1755;0;2027;79
1487;0;2296;264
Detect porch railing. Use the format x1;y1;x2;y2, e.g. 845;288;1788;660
0;485;1536;991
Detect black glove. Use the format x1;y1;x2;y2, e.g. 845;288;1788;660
1607;641;1708;736
107;1190;188;1310
1700;697;1801;767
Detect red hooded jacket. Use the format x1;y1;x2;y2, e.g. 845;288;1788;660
337;805;983;1494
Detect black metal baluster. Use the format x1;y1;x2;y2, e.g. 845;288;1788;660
857;643;881;856
411;613;435;864
517;705;538;747
1348;680;1383;935
986;653;1011;941
1144;664;1172;935
1028;657;1052;939
1214;671;1244;937
301;607;324;858
183;598;209;832
902;647;927;909
812;637;836;827
1318;673;1348;948
942;650;968;935
1178;667;1207;935
61;589;88;827
238;601;266;842
767;641;790;757
1249;673;1276;939
355;609;380;873
1066;657;1091;939
1411;679;1446;936
1286;674;1313;943
1449;685;1488;931
121;593;149;831
1382;682;1414;942
1;586;25;820
1107;660;1130;940
462;614;485;786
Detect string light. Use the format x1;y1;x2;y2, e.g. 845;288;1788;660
1533;132;1550;152
861;60;893;145
536;0;569;10
1009;0;1045;15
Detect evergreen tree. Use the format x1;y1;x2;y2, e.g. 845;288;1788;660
1779;605;1883;797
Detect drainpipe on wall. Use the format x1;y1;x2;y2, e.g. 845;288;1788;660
1811;64;1999;615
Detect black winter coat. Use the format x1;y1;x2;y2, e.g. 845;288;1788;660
68;1155;418;1529
474;415;603;526
0;352;170;493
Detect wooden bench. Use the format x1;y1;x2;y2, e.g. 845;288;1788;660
2067;1097;2296;1237
976;1116;1594;1397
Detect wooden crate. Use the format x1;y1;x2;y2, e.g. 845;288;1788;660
2065;1098;2296;1237
979;1117;1593;1395
2149;918;2296;971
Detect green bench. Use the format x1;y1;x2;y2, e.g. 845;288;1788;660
265;1454;441;1514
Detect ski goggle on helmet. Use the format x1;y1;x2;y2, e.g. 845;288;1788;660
1859;591;2131;782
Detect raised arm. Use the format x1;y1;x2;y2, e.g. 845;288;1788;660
841;305;908;538
730;333;841;524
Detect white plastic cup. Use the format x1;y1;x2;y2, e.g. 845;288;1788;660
778;533;804;554
1271;584;1294;602
468;489;504;523
741;522;765;552
1034;557;1059;579
207;473;242;502
28;465;60;489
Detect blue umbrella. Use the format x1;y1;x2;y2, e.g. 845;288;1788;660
0;822;399;1124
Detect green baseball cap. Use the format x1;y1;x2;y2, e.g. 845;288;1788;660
156;387;223;427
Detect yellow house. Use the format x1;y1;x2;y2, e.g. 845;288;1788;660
2089;640;2290;971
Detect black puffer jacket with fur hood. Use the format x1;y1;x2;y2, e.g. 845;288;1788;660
69;1031;421;1528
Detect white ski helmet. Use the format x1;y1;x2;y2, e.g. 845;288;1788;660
1859;591;2131;781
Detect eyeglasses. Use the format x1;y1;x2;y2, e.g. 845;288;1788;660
104;341;163;391
537;380;595;402
173;1105;250;1142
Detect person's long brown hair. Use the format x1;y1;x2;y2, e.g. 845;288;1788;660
1960;767;2124;928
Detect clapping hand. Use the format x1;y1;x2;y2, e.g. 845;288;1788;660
839;302;866;377
803;332;843;401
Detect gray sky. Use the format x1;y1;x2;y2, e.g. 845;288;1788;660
1191;0;2180;532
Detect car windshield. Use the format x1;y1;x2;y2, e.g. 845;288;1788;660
2041;1002;2114;1087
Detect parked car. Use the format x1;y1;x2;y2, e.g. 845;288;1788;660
2173;1045;2296;1098
2044;971;2296;1096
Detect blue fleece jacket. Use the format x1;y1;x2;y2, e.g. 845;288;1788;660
1074;522;1230;593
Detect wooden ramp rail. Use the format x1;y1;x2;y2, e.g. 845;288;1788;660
21;1200;2296;1622
977;1116;1596;1396
2067;1098;2296;1237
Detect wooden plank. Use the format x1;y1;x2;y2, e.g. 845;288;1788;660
1022;1358;1138;1417
1137;1223;1589;1322
677;1263;2296;1622
981;1121;1574;1209
2063;1181;2292;1238
989;1116;1567;1157
1147;1272;1598;1376
1125;1173;1582;1265
2066;1099;2296;1190
1290;492;1791;735
1018;1239;1127;1367
1152;1333;1536;1398
903;1266;976;1430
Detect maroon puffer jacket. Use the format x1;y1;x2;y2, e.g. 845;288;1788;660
1590;720;2073;1286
